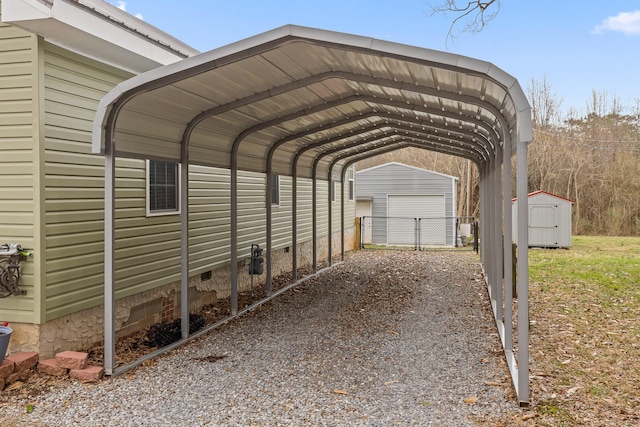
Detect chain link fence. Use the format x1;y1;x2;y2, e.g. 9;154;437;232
359;216;478;251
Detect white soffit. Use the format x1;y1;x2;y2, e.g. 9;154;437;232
1;0;199;73
93;25;532;179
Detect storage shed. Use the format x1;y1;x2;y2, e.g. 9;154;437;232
512;191;574;248
356;162;457;247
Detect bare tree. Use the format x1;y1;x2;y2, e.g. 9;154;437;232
427;0;501;44
528;75;563;128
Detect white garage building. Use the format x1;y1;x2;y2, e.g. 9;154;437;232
356;162;458;247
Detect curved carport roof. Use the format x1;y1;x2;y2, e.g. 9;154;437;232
93;25;532;406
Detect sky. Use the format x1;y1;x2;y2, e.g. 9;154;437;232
107;1;640;117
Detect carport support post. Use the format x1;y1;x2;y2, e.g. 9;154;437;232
291;175;298;282
180;145;189;339
493;151;503;324
485;160;494;297
516;138;530;406
503;136;514;351
478;163;487;266
340;177;345;261
292;156;305;282
312;177;317;272
104;127;115;376
266;169;273;296
230;163;238;315
327;177;332;266
479;165;488;275
490;158;499;301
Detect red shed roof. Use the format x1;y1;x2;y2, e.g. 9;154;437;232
512;190;574;204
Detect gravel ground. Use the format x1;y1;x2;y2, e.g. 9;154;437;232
1;250;520;426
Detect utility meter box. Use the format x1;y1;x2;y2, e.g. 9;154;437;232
249;244;264;275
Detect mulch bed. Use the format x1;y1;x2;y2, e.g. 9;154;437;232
85;263;323;368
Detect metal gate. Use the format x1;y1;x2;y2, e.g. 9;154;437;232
359;216;478;251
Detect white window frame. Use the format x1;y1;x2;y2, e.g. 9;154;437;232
146;160;181;217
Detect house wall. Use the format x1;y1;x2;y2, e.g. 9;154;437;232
42;42;134;321
0;18;39;323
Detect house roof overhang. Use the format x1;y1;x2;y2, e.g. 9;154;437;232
2;0;198;73
92;24;532;180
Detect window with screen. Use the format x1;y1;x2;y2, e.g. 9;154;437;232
147;160;180;215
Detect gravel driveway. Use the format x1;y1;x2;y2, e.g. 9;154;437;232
2;250;518;426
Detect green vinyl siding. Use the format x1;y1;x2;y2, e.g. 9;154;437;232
271;175;292;250
295;178;313;244
187;168;319;273
42;42;134;319
343;181;356;227
330;177;357;233
236;171;267;255
0;17;38;323
316;181;329;237
188;166;231;271
331;181;342;232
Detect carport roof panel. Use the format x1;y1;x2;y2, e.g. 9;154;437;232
92;24;532;173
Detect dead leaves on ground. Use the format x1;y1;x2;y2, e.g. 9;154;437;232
464;396;478;404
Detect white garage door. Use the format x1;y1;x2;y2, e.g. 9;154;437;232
387;195;446;245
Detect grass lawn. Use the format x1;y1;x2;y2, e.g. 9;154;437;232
520;236;640;426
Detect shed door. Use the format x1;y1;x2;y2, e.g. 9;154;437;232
388;195;445;245
529;204;559;247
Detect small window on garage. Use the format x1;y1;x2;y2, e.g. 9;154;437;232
147;160;180;216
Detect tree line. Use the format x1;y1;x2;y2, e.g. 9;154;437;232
357;79;640;236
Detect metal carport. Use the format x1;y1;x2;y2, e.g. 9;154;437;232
92;25;532;406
